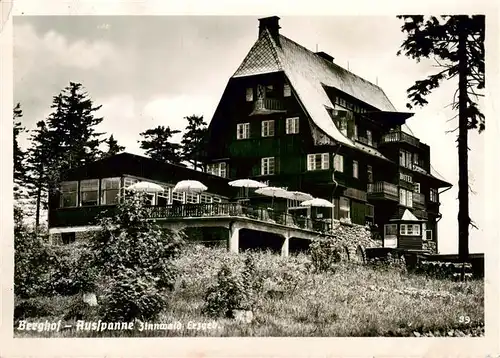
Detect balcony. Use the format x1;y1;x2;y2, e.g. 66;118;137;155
413;192;426;209
356;136;378;148
381;131;420;148
250;98;286;115
343;187;367;202
367;181;399;201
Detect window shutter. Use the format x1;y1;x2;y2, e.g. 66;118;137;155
407;191;413;207
274;157;280;174
307;154;314;171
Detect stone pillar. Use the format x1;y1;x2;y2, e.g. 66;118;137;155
229;225;240;253
281;235;289;257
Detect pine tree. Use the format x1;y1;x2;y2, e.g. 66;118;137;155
102;134;125;158
139;125;182;164
13;103;26;199
397;15;485;274
24;82;106;228
181;114;208;171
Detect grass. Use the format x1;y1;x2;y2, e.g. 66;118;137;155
14;245;484;337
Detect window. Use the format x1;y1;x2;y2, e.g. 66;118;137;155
284;83;291;97
307;153;329;171
101;177;121;205
60;181;78;207
339;118;348;136
172;191;184;203
261;157;275;175
354;124;358;139
385;224;397;236
333;154;344;172
400;224;421;236
262;120;275;137
366;204;374;218
286;117;299;134
367;165;373;183
400;172;413;183
237;123;250;140
200;194;212;203
339;196;350;219
207;162;227;178
399;149;412;169
186;193;199;203
399;188;413;207
80;179;99;206
287;199;302;209
414;182;420;193
212;197;222;203
426;229;433;241
353;160;359;178
246;87;253;102
430;188;438;202
366;130;373;146
157;186;171;206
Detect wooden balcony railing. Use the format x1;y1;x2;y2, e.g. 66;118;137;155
253;98;286;113
344;187;367;202
381;131;420;147
147;202;332;233
357;136;378;148
367;181;399;199
413;192;426;209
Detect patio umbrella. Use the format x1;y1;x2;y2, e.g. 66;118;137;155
284;191;314;202
229;179;267;199
126;181;164;193
301;198;334;208
255;186;289;208
173;180;208;194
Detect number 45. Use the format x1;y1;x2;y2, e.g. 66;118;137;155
459;315;471;324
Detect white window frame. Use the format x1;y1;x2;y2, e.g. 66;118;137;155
157;186;172;206
261;120;275;137
207;162;227;178
246;87;253;102
237;123;250;140
426;229;433;241
354;124;358;139
399;188;413;207
185;193;199;204
384;224;397;237
399;149;413;169
353;160;359;179
414;182;421;193
60;181;78;208
339;196;350;220
101;177;121;205
283;83;291;97
307;153;329;171
200;194;213;204
339;118;348;136
367;165;373;183
80;179;99;206
430;188;438;202
333;154;344;172
261;157;275;175
400;224;421;236
172;191;185;203
286;117;299;134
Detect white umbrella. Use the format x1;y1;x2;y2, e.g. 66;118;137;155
228;179;268;188
284;191;314;202
126;181;164;193
301;198;334;208
229;179;267;200
173;180;208;194
255;186;289;208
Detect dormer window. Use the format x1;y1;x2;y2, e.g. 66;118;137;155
284;84;291;97
246;87;253;102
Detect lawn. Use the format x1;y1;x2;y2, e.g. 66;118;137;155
14;245;484;337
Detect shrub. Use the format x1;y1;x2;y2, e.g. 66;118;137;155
309;239;342;272
414;261;473;280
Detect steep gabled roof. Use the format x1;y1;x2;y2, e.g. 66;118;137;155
232;29;396;156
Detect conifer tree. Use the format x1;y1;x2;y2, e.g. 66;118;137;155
181;114;208;171
397;15;484;271
102;134;125;158
139;125;182;164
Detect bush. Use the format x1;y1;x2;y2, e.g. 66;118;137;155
414;261;473;280
309;239;342;272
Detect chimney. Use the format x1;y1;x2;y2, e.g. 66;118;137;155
315;51;335;63
259;16;281;39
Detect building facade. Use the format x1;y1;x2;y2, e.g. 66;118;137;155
204;16;451;252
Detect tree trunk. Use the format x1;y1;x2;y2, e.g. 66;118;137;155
457;25;470;279
35;183;41;231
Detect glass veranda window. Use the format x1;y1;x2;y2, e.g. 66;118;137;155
60;181;78;207
101;177;121;205
80;179;99;206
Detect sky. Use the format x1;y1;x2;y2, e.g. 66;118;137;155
12;15;485;254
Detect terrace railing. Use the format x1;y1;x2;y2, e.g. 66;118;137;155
253;98;286;112
381;131;420;147
367;181;399;201
147;202;332;233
